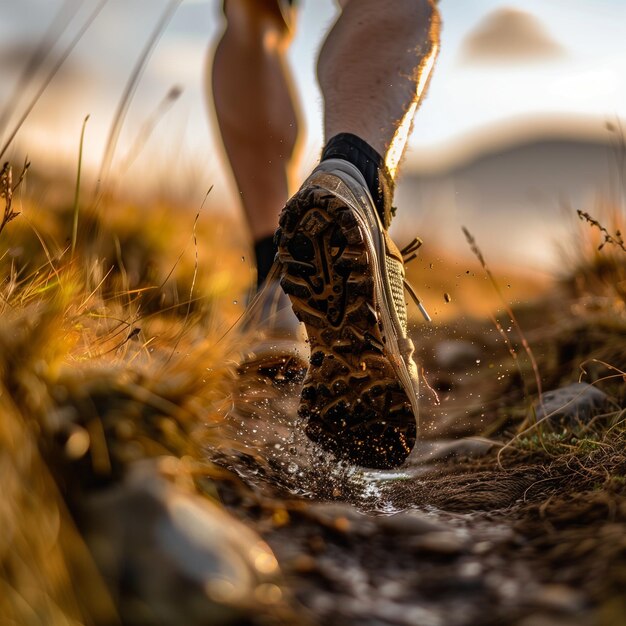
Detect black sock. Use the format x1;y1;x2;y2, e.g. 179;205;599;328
254;234;277;288
321;132;395;228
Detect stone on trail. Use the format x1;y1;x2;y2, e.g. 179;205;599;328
434;340;482;370
407;531;468;554
532;382;616;428
376;511;451;536
303;502;378;536
84;459;284;625
410;438;496;464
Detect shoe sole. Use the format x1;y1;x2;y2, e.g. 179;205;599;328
275;183;417;469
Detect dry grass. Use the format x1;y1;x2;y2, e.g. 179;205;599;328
1;159;625;624
403;245;549;322
0;172;255;624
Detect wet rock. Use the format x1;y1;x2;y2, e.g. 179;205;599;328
372;602;444;626
408;531;467;554
515;614;589;626
533;382;616;428
238;338;308;386
410;438;496;464
528;584;586;613
458;560;483;579
471;541;493;555
315;559;370;598
434;340;482;370
487;574;521;600
84;459;285;625
377;580;405;600
377;511;450;536
304;502;377;536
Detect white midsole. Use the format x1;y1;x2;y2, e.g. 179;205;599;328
308;159;420;424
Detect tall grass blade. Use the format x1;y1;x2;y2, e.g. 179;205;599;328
0;0;79;138
462;226;544;409
0;0;108;161
120;85;183;171
96;0;183;193
71;114;90;258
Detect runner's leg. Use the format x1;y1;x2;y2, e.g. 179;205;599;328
211;0;302;286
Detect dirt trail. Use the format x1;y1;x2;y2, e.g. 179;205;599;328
211;306;626;626
3;246;624;625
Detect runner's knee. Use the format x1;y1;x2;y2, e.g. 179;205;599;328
222;0;291;45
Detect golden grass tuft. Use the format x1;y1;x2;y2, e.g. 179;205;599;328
0;169;255;623
1;158;625;623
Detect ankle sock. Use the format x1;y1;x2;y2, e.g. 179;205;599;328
321;132;395;228
255;134;393;287
254;234;277;288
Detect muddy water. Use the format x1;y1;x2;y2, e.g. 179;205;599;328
206;356;595;626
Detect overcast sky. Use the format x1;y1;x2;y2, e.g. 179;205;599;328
1;0;625;200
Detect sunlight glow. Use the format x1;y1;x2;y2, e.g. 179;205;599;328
386;42;439;179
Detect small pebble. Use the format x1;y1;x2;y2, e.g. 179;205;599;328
409;531;466;554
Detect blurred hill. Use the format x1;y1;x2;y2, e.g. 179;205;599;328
393;116;622;272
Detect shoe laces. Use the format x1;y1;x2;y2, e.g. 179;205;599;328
399;236;432;323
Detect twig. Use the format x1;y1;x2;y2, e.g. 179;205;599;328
0;0;79;135
119;85;183;171
462;227;544;409
0;160;30;238
72;115;90;258
577;209;626;253
96;0;182;193
164;186;213;366
0;0;108;161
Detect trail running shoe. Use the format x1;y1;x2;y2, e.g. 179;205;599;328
275;158;423;469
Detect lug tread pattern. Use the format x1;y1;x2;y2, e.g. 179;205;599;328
276;185;416;468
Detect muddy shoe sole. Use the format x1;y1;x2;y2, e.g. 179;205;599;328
275;173;417;469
